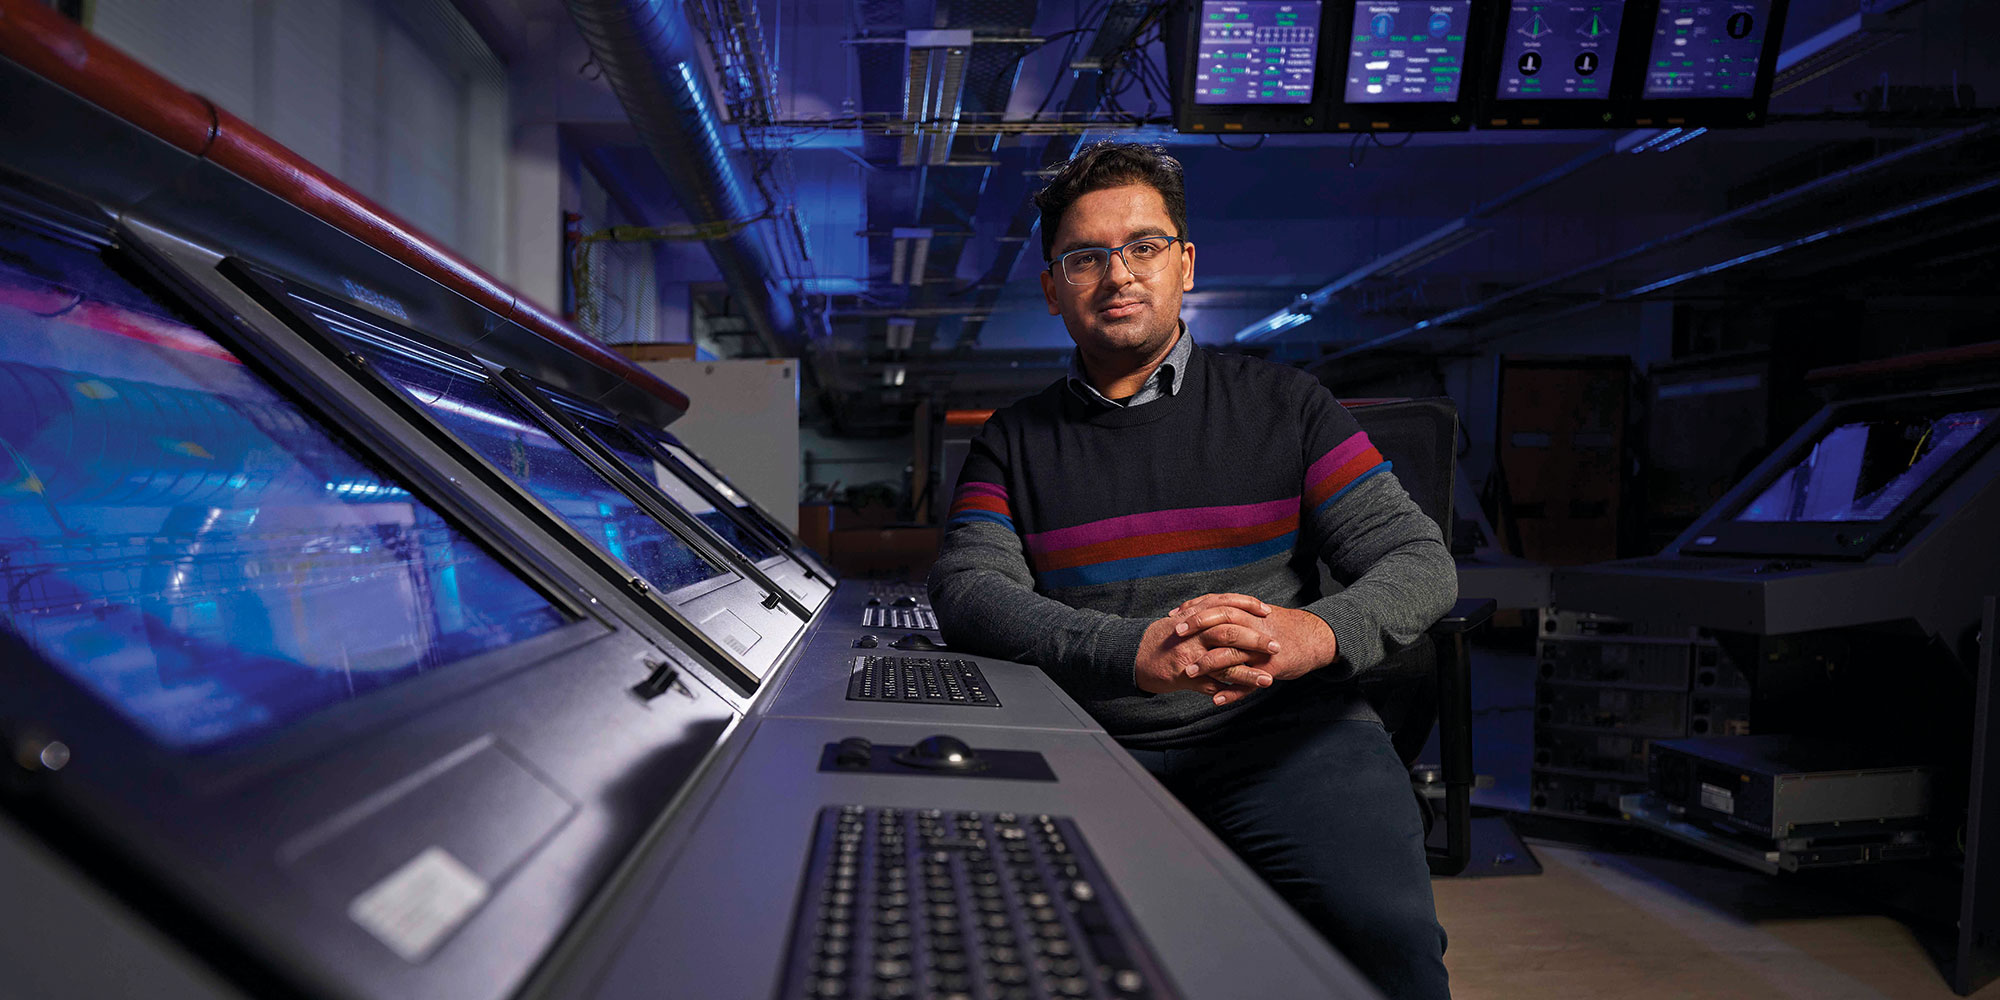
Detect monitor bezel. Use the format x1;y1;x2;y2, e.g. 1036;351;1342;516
632;423;822;567
1626;0;1791;129
223;261;770;694
1683;386;2000;560
1476;0;1653;129
1170;0;1344;135
1320;0;1488;133
507;373;814;621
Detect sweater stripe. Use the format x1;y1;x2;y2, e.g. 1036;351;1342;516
1031;511;1299;571
1305;433;1387;510
1312;461;1391;515
1025;496;1296;552
957;481;1009;502
1036;530;1298;589
949;481;1015;530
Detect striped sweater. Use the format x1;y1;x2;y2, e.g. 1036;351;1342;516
929;344;1456;746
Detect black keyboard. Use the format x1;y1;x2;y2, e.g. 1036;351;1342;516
778;806;1172;1000
848;656;1000;708
864;606;940;630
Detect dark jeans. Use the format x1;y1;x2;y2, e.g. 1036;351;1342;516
1125;714;1450;1000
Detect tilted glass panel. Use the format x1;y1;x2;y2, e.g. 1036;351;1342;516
657;438;794;552
562;409;781;565
348;347;730;595
0;221;570;751
1737;409;1996;522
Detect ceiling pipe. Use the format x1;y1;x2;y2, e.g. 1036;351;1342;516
1317;120;1996;362
943;1;1159;351
562;0;799;357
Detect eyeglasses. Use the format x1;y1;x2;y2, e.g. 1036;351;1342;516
1047;236;1186;285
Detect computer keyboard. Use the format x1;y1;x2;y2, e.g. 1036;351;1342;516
863;606;940;631
848;656;1000;707
778;806;1171;1000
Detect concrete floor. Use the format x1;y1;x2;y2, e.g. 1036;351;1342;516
1431;638;1998;999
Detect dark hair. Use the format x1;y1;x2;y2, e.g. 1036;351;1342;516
1032;141;1188;262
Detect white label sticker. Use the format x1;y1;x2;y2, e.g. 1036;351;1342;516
348;847;489;962
702;608;762;657
1699;782;1736;815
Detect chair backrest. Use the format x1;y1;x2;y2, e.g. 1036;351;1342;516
1341;397;1459;768
1345;397;1457;549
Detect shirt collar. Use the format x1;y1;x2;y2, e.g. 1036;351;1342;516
1066;321;1192;409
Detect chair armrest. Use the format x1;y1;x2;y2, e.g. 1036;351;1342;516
1428;597;1495;635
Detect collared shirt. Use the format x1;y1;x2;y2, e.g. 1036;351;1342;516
1065;321;1193;409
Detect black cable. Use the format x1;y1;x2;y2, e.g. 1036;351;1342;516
1215;133;1266;151
1030;0;1112;121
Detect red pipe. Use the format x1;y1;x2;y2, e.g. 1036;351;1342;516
1805;341;2000;386
0;0;690;416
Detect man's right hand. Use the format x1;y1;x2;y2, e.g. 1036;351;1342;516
1134;598;1279;703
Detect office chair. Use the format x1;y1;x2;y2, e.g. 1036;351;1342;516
1346;397;1494;877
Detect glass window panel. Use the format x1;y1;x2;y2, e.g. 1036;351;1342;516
350;348;730;594
560;409;781;565
656;439;793;552
0;221;570;751
1736;409;1996;522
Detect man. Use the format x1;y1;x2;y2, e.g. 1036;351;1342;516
928;141;1457;1000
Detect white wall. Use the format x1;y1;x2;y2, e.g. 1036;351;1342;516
641;359;803;531
91;0;511;278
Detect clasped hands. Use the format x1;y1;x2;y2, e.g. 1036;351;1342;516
1135;593;1338;706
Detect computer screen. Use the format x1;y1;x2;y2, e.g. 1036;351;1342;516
1495;2;1625;100
1736;408;1997;523
550;400;783;565
1643;0;1773;98
1192;1;1324;105
651;434;799;551
1345;1;1473;103
348;345;732;595
0;221;570;750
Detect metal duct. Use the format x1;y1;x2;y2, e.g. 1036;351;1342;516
562;0;799;356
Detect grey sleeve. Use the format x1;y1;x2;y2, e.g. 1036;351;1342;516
1302;463;1459;680
926;436;1149;698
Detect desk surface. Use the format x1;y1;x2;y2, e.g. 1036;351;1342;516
540;582;1385;1000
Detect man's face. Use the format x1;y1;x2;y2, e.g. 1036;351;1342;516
1040;183;1195;359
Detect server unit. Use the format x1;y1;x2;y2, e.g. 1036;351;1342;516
1628;735;1934;871
1532;609;1749;820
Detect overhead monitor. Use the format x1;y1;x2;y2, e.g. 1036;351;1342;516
1344;1;1473;102
1193;0;1324;104
1494;3;1625;101
0;212;574;751
1480;1;1644;127
1169;1;1335;133
1633;0;1788;126
1324;0;1481;131
1685;391;2000;559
